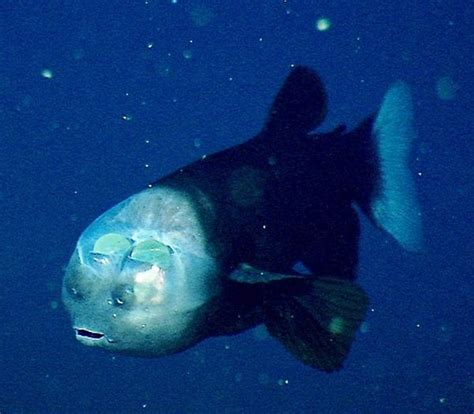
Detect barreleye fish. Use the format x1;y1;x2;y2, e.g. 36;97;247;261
62;66;422;372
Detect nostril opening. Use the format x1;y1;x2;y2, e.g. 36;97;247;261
70;287;85;301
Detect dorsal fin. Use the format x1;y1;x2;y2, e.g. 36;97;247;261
265;66;327;136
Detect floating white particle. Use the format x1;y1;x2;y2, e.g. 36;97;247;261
316;17;331;31
436;75;459;100
188;4;214;27
258;373;270;385
41;69;54;79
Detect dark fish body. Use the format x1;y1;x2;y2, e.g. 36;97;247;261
63;67;422;372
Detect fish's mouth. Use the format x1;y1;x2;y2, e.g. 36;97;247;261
74;328;115;343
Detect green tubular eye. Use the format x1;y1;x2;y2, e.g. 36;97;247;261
93;233;132;256
130;239;172;268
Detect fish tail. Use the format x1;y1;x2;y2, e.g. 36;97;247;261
264;278;369;372
354;82;423;251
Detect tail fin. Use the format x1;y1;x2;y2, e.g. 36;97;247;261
356;82;423;251
264;278;369;372
264;66;327;137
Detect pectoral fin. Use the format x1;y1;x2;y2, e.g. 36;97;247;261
265;277;369;372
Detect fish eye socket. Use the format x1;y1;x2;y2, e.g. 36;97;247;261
111;284;134;306
64;269;93;301
130;239;173;268
93;233;132;256
68;284;85;300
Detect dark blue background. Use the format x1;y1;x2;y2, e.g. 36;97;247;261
0;1;472;413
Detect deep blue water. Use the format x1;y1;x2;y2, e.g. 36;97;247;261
0;1;472;413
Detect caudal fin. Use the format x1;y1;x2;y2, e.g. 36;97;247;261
264;278;369;372
356;82;423;251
